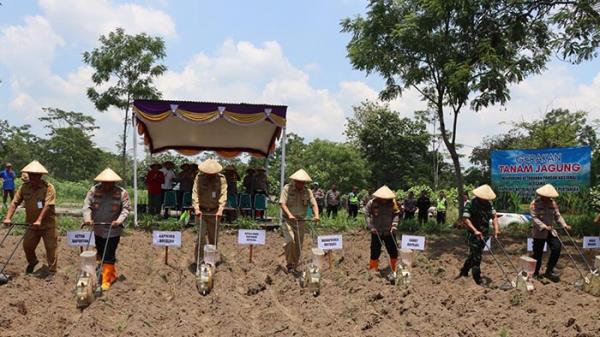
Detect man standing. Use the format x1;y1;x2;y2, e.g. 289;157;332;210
459;184;499;285
347;186;360;218
416;191;431;224
2;161;58;274
82;168;130;291
177;163;195;210
160;161;177;217
145;163;164;215
223;165;240;198
530;184;571;282
365;186;400;272
192;159;227;262
325;183;341;218
242;168;255;195
0;163;16;208
312;183;325;215
253;167;269;219
403;191;417;220
280;169;319;273
436;191;448;224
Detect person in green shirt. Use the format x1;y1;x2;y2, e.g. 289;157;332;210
458;184;500;285
347;186;360;218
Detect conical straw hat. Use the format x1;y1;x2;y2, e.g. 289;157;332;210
472;184;496;201
372;185;396;199
21;160;48;174
198;159;222;174
94;168;122;182
536;184;559;198
289;169;312;182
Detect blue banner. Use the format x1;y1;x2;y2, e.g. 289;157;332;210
491;146;591;195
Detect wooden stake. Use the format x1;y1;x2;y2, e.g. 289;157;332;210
165;246;169;265
249;244;254;263
329;250;333;270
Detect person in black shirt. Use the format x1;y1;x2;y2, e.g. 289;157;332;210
416;191;431;224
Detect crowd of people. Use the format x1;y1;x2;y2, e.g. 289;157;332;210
0;159;596;291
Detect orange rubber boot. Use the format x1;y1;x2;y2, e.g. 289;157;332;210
101;264;117;291
369;259;379;270
390;258;398;273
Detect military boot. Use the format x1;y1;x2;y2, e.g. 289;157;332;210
544;269;560;283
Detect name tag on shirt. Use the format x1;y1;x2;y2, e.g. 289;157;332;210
212;192;216;198
37;201;43;209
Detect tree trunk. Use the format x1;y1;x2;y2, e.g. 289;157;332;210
436;105;465;217
121;105;130;173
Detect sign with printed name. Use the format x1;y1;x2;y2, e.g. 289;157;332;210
152;231;182;247
67;231;95;247
401;235;426;251
583;236;600;249
483;238;492;252
317;235;343;250
527;238;547;252
238;229;266;245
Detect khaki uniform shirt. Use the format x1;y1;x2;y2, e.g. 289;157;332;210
82;185;131;238
365;199;400;234
11;180;57;230
530;197;567;239
192;173;227;213
279;184;316;218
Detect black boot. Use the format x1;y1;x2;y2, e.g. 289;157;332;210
472;269;482;285
544;269;560;282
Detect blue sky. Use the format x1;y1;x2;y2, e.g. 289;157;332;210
1;0;599;159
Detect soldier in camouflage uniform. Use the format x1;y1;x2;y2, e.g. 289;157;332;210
459;184;499;285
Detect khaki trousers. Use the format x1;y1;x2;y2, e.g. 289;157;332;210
195;214;218;262
23;227;58;272
282;218;305;267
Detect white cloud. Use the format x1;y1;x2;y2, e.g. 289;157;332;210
38;0;176;40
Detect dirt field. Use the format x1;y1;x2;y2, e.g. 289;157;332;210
0;228;598;337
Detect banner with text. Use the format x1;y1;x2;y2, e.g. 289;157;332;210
491;146;591;196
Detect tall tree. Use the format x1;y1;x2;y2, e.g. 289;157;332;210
345;101;432;190
38;108;104;181
342;0;600;212
83;28;167;172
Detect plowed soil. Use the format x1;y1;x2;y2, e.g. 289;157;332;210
0;228;598;337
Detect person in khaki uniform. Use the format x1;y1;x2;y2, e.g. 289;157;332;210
279;169;319;273
2;161;58;274
192;159;227;261
530;184;571;282
82;168;131;291
365;186;401;272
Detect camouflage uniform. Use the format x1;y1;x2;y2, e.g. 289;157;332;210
460;197;496;281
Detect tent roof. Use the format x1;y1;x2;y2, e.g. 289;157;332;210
133;99;287;158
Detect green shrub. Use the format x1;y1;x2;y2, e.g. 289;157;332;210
564;213;599;236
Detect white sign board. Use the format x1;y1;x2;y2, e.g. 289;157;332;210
238;229;266;245
583;236;600;249
67;231;95;247
317;235;343;250
527;238;547;252
401;235;426;251
483;238;491;252
152;231;182;247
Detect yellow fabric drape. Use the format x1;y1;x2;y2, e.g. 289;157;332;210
269;114;287;127
178;110;219;122
224;111;266;124
134;107;171;122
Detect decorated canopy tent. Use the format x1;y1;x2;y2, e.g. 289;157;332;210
131;99;288;226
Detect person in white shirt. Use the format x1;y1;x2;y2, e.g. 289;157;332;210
160;161;177;218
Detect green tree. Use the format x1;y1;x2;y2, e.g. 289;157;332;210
0;120;42;170
83;27;167;172
342;0;600;212
345;101;432;190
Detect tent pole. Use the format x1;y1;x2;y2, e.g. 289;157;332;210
279;127;287;226
132;112;138;227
